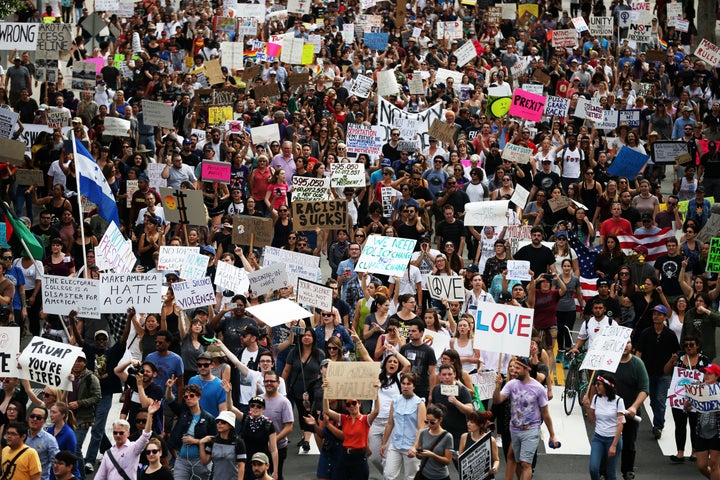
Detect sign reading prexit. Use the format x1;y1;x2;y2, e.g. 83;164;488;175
509;88;546;122
473;302;533;356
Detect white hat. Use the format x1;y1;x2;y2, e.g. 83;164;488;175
216;410;236;426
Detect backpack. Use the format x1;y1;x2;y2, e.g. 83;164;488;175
583;316;613;331
557;147;585;166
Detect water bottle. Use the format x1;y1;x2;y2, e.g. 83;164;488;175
548;441;561;449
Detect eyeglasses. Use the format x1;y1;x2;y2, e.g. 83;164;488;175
198;363;211;368
183;393;197;399
447;182;456;185
113;431;127;435
146;449;159;455
345;400;358;407
684;343;696;347
42;392;55;398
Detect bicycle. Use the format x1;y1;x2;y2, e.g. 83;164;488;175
563;350;590;416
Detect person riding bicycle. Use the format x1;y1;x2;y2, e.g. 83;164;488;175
568;298;619;355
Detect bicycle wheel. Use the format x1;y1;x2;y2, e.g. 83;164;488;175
564;363;578;415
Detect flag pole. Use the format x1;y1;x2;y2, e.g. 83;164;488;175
71;132;89;279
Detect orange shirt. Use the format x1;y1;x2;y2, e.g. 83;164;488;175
340;414;371;449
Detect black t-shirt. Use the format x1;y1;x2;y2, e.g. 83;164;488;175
435;219;465;248
636;327;679;375
101;66;120;89
620;206;641;228
532;171;561;193
514;244;555;277
582;294;621;321
399;342;436;396
654;254;684;297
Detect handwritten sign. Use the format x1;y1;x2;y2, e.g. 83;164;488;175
172;277;216;309
597;110;619;130
0;327;20;377
232;215;274;247
246;298;313;327
548;195;572;212
95;222;136;273
509;88;546;122
455;41;478;68
589;16;613;36
18;337;83;390
158;246;200;271
510;184;530;209
345;123;383;157
501;143;533;165
262;246;322;286
291;176;331;201
464;201;509;227
331;163;365;188
180;252;210;280
247;263;289;294
250;123;280;145
429;119;457;145
349;74;374;98
474;303;534;356
0;23;39;50
0;108;19;139
552;29;578;47
296;278;333;312
684;382;720;412
42;276;99;319
628;20;652;42
667;367;703;409
159;187;206;226
506;260;531;281
141;100;174;129
572;16;589;32
653;141;691;165
99;273;162;313
471;372;497;401
292;200;347;231
706;238;720;273
459;432;493;480
422;329;451;362
14;169;43;186
201;160;231;183
618;109;641;127
355;235;416;276
376;69;399;96
103;117;131;137
214;260;249;295
423;274;465;303
326;361;382;400
580;325;632;372
695;39;720;67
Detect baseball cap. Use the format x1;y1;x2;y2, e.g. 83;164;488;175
94;330;109;339
499;291;513;302
653;305;669;315
555;231;568;238
703;364;720;376
242;324;260;337
200;245;216;256
465;264;479;273
596;278;610;287
251;452;270;464
380;158;392;167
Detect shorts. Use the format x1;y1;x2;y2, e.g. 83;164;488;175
510;428;541;464
537;326;558;350
695;435;720;452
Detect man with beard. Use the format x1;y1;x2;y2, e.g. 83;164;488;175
513;227;556;279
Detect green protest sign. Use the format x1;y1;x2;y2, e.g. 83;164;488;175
706;238;720;273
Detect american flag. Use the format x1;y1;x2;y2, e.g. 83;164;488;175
569;228;674;303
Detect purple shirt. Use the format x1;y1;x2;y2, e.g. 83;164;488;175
500;378;548;433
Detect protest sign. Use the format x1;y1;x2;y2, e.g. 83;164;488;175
509;57;530;78
18;337;83;390
427;275;465;302
355;235;416;276
221;41;244;70
501;143;533;165
437;21;463;40
580;325;632;372
695;39;720;67
296;278;333;312
455;41;478;68
200;160;231;183
572;16;589;32
46;108;68;129
459;432;493;480
667;367;703;409
627;20;652;42
0;23;39;50
331;163;365;188
225;120;244;134
146;163;167;190
349;75;374;98
377;98;444;152
42;276;100;319
548;195;572;212
618;109;641;127
214;260;250;295
326;361;382;400
0;327;20;377
159;188;206;226
393;117;421;140
180;252;210;280
520;83;544;96
684;382;720;412
506;260;531;281
232;215;274;246
345;123;383;157
464;201;509;227
37;23;72;54
253;82;280;100
208;106;233;125
552;29;578;47
510;184;530;209
292;176;331;201
288;72;310;87
158;246;200;271
365;32;389;51
471;372;497;401
248;263;289;293
292;200;347;231
422;329;451;362
172;277;216;309
376;69;399;97
435;68;463;89
0;107;18;139
246;298;313;327
607;146;650;178
501;3;515;19
583;102;603;121
99;273;163;313
251;123;281;144
397;140;421;152
488;6;501;24
408;72;424;95
429;120;457;145
204;59;225;85
531;69;551;85
509;89;546;122
589;16;613;36
675;20;689;32
141;100;174;129
597;110;619;130
706;238;720;273
262;246;322;285
95;222;136;273
645;49;666;62
473;303;534;356
667;2;683;26
14;169;43;187
544;96;571;117
653;141;691;165
103;117;131;137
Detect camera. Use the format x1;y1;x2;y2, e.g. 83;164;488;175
292;326;305;336
127;366;141;376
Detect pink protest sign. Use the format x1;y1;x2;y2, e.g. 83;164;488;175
201;160;231;183
509;88;546;122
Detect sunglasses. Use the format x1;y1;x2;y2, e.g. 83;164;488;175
345;400;358;407
135;419;147;424
198;363;211;368
146;449;159;455
29;414;45;420
1;256;12;260
113;431;126;435
684;343;696;347
249;403;264;409
183;393;197;399
327;346;339;351
424;419;438;425
321;312;334;317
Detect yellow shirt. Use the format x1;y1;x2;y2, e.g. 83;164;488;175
1;445;42;480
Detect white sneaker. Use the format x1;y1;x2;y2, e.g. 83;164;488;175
496;436;502;448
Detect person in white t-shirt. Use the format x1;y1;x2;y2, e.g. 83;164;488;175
586;373;625;480
568;298;619;354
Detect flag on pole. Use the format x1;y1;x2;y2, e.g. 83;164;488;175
73;137;120;226
0;202;44;260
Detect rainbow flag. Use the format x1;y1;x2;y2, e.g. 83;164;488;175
658;36;668;50
243;50;257;62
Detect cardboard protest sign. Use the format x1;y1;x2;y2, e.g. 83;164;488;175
645;49;666;62
158;246;200;271
46;108;68;129
331;163;365;188
214;260;249;295
326;361;382;400
345;124;383;157
580;325;632;372
473;303;534;356
18;337;83;390
355;235;416;276
706;238;720;273
159;187;206;226
684;382;720;412
501;143;533;165
141;100;174;129
242;65;261;81
552;29;578;47
251;123;281;144
509;89;546;122
99;273;163;313
471;372;497;401
0;108;19;139
232;215;274;246
246;298;313;327
288;72;310;87
262;246;322;285
506;260;531;281
247;263;289;293
253;82;281;100
37;23;72;54
291;176;331;201
459;432;493;480
296;278;333;312
204;59;225;85
14;169;43;186
103;117;131;137
0;327;20;377
42;276;100;319
548;195;572;212
429;120;457;145
597;110;619;130
421;329;451;362
172;277;216;309
531;69;550;85
607;146;650;178
464;201;510;227
652;141;691;165
589;16;613;36
95;222;136;273
292;200;347;231
694;39;720;67
427;275;465;302
667;367;703;409
0;23;39;50
180;252;210;280
201;160;231;183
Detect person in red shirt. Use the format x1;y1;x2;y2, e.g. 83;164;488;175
599;202;633;245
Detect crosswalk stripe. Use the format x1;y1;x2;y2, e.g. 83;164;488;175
642;397;692;457
540;386;592;455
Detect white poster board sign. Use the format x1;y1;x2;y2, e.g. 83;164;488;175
141;100;175;129
580;325;633;372
247;263;290;293
506;260;531;281
18;337;83;390
214;260;250;295
355;235;417;276
99;273;163;313
426;275;466;302
331;163;366;188
245;298;313;327
95;221;136;273
421;329;451;362
376;70;399;97
172;277;216;309
0;327;20;377
42;276;100;319
473;303;534;356
296;278;333;312
464;201;510;227
158;246;200;271
180;252;210;280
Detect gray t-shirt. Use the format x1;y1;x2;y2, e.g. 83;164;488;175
7;65;30;90
205;437;246;479
418;429;453;480
555;276;580;312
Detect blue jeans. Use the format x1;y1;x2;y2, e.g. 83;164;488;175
13;186;31;219
590;433;622;480
649;375;672;430
84;394;113;463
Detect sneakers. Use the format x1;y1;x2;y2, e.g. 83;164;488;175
623;472;635;480
84;463;95;474
301;440;310;452
556;351;565;363
653;427;663;439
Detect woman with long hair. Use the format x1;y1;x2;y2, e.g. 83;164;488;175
141;437;174;480
556;259;584;363
551;232;580;277
442;241;464;274
422;309;452;337
631;179;659;218
160;287;183;355
681;293;720;360
47;401;79;476
199;411;246;480
437;349;474;391
594;235;626;280
569;207;596;247
410;404;453;480
626;276;668;343
450;316;481;375
137;215;165;271
265;168;289;211
0;400;26;447
70;223;97;272
458;411;500;477
363;293;392;356
373;318;406;361
593;180;620;226
314;306;354;353
586;374;625;480
180;317;206;382
353;274;386;338
389;293;421;331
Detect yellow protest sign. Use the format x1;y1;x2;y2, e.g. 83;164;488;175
208;106;233;125
301;44;315;65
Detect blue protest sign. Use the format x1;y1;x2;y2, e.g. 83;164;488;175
364;33;389;51
607;146;650;178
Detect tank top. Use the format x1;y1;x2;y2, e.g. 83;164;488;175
271;220;293;248
452;338;477;373
580;180;598;216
